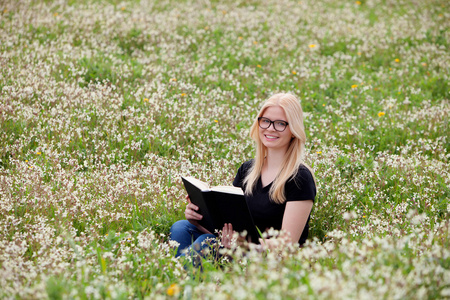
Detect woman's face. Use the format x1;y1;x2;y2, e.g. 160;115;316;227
258;105;293;152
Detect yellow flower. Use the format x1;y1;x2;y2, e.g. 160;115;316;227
316;151;322;154
257;64;261;68
355;1;361;4
322;104;325;107
167;284;181;296
253;41;258;45
421;62;427;66
357;52;361;55
53;12;58;17
144;98;149;102
170;78;177;82
214;120;218;123
292;71;297;75
238;36;243;40
121;7;125;11
37;152;41;155
308;44;316;48
363;215;366;218
222;10;227;14
25;160;28;162
181;93;187;97
395;58;400;63
351;84;358;89
378;112;385;117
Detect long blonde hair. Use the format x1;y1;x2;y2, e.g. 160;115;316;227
243;93;311;204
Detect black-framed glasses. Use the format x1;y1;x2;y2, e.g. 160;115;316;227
257;117;289;132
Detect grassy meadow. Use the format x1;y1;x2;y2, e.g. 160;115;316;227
0;0;449;298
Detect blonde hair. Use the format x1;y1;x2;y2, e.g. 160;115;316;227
243;93;312;204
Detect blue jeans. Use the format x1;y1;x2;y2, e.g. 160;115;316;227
169;220;217;258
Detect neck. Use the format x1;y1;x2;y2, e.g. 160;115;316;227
265;148;287;171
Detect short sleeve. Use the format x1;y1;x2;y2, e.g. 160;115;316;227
233;160;253;188
285;166;316;202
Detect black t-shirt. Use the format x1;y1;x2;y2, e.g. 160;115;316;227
233;160;316;245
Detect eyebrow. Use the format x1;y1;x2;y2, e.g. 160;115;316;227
261;117;288;122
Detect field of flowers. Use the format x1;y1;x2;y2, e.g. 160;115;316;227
1;0;449;298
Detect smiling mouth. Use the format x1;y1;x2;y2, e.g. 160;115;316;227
265;135;278;140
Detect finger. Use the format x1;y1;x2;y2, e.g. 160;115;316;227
185;209;203;220
226;223;232;235
188;203;199;211
187;212;203;220
222;227;228;239
222;225;228;237
186;195;191;203
186;203;197;212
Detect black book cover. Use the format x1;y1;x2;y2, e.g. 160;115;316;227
181;176;260;243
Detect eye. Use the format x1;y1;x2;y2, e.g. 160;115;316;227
261;118;270;124
275;121;287;127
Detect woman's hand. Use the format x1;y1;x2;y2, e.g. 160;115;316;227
184;195;213;235
221;223;234;248
184;195;203;221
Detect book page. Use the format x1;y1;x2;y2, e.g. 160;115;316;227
181;176;210;191
210;186;244;195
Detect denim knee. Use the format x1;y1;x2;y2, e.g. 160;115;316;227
192;234;217;249
170;220;192;235
170;220;203;257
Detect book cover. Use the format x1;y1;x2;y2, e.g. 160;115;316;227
181;176;260;243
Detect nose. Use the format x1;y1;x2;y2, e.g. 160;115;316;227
267;122;276;131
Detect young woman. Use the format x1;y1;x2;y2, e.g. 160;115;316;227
170;93;316;257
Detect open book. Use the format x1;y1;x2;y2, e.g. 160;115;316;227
181;176;260;243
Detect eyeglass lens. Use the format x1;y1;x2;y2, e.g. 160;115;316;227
258;117;288;131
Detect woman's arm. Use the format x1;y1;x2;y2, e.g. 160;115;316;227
281;200;313;243
222;201;314;250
